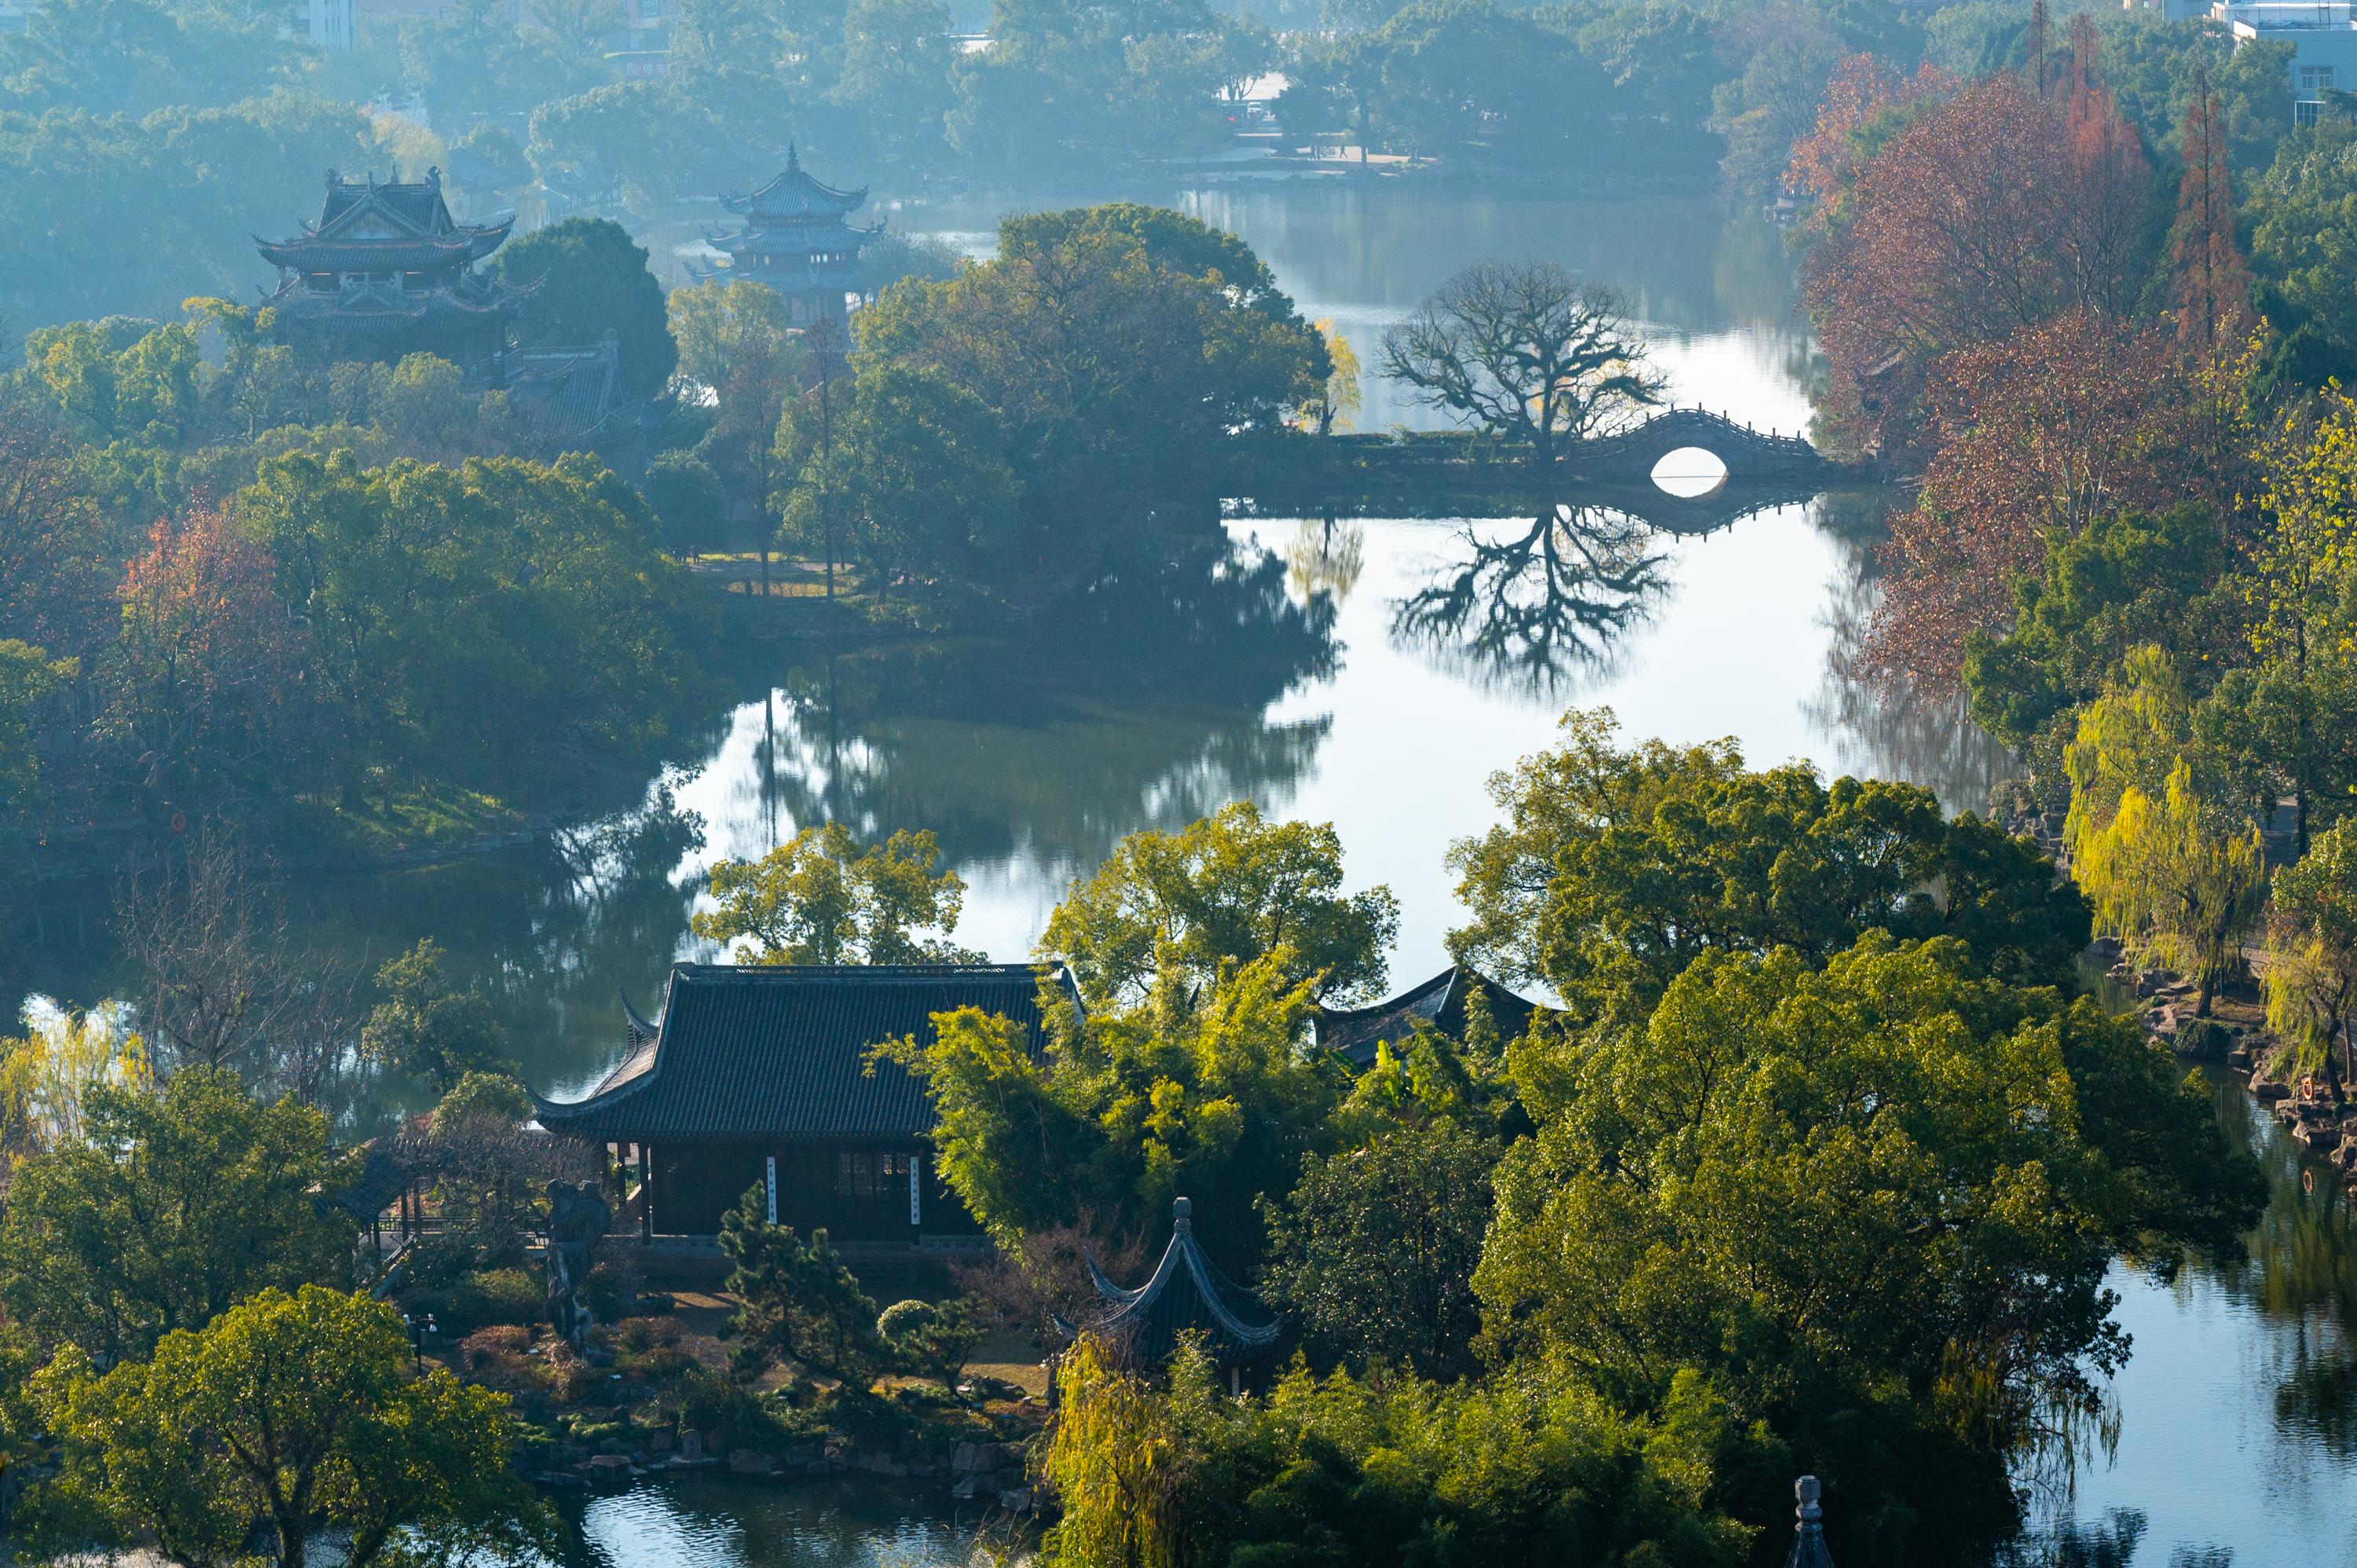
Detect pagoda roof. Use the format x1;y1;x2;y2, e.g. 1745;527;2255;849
1312;965;1539;1072
258;168;514;273
256;222;512;273
1068;1197;1282;1368
261;275;528;328
532;962;1078;1145
722;145;868;222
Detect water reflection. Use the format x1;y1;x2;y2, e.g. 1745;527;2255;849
713;540;1340;882
566;1476;977;1568
2025;1078;2357;1566
1389;505;1670;698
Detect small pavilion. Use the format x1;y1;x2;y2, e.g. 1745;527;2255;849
1065;1196;1283;1390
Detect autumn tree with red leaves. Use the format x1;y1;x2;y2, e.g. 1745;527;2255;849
2169;78;2256;357
1783;53;1952;218
1864;312;2198;688
100;510;311;824
1803;71;2162;458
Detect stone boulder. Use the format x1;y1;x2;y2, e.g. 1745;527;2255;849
728;1449;777;1476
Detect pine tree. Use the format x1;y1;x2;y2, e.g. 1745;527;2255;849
2169;76;2255;357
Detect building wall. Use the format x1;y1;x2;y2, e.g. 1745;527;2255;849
650;1139;988;1244
2216;3;2357;121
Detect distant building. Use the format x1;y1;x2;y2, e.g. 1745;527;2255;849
255;169;652;465
701;146;881;328
2211;1;2357;123
306;0;355;49
0;0;37;33
532;963;1082;1275
258;168;526;372
1312;965;1539;1072
2121;0;2211;20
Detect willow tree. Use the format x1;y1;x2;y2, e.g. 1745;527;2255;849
2073;760;2264;1015
1041;1335;1223;1568
2267;821;2357;1092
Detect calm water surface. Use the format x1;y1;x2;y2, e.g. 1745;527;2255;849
9;188;2346;1566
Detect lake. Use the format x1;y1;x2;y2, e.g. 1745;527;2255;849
5;184;2338;1566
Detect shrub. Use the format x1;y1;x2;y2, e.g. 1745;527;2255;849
460;1324;533;1370
445;1268;543;1334
877;1299;937;1342
676;1363;782;1451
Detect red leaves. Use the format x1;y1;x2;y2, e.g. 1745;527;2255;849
1803;71;2160;460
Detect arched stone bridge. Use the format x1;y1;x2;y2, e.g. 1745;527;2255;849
1564;406;1828;487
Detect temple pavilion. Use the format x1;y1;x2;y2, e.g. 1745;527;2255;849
532;962;1081;1287
702;145;880;328
257;167;526;371
1063;1197;1284;1390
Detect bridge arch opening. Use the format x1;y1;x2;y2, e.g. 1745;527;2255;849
1649;445;1728;498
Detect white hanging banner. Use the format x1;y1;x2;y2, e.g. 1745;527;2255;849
765;1156;778;1225
909;1152;922;1226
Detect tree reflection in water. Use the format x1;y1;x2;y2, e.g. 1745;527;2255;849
1390;503;1671;698
736;538;1342;879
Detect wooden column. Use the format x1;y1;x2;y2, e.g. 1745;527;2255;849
639;1143;654;1241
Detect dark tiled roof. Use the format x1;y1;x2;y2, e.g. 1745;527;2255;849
502;339;629;449
1073;1197;1281;1368
722;145;867;222
1313;966;1539;1072
318;172;453;235
534;962;1074;1143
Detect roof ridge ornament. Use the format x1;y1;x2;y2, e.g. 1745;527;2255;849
1787;1475;1835;1568
1172;1195;1193;1233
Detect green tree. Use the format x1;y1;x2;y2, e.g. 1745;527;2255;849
692;822;983;965
29;1284;555;1568
877;1295;985;1389
361;937;510;1091
667;277;797;394
2267;819;2357;1091
834;0;958;161
2245;115;2357;384
1450;709;2090;1020
1260;1122;1495;1378
235;449;709;804
718;1185;884;1379
1476;934;2259;1551
489;216;678;396
0;1066;351;1363
777;360;1021;610
1961;504;2232;786
0;638;73;817
1040;801;1398;1009
887;948;1343;1261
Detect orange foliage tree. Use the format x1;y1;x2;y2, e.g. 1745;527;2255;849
1864;312;2197;688
100;510;310;824
1783;53;1952;218
1803;71;2160;458
2168;79;2255;357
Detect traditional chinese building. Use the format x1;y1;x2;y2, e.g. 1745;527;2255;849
702;146;880;327
257;167;526;371
1062;1196;1283;1389
532;963;1079;1277
1312;965;1539;1072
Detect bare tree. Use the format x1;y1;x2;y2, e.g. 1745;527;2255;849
112;832;357;1103
1380;261;1665;466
